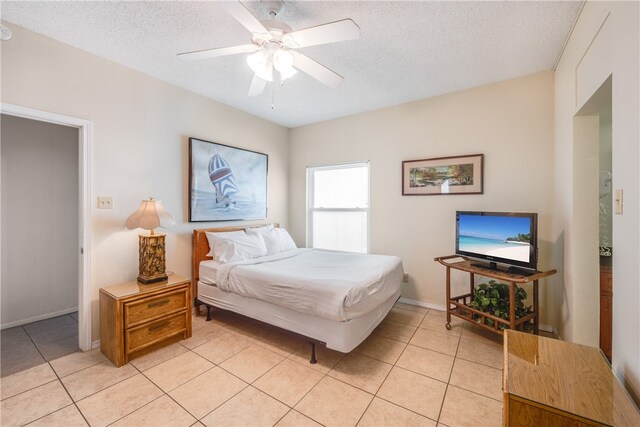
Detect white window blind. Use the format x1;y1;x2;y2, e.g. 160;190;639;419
307;162;369;253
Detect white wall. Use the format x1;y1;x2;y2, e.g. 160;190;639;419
289;72;556;325
554;1;640;400
1;114;79;327
0;24;290;342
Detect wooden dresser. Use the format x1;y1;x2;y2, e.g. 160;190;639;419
503;330;640;426
100;274;192;367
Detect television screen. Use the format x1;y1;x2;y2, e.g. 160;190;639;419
456;211;537;270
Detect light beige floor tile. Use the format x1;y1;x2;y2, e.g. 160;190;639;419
396;345;454;382
254;358;323;406
255;329;307;357
219;345;284;383
129;342;188;371
353;334;407;364
377;367;446;420
295;376;373;427
328;353;393;394
409;328;460;356
182;321;229;350
439;385;502;427
358;397;436;426
191;423;206;427
169;366;247;419
425;309;447;319
76;374;162;427
201;386;289;427
1;363;57;400
374;320;418;343
385;307;425;326
49;348;108;378
461;323;504;345
61;361;137;401
144;351;214;392
288;343;345;374
275;410;323;427
111;395;196;426
191;331;253;364
456;338;503;370
395;302;429;314
26;404;88;427
1;380;72;426
419;315;463;336
449;358;503;401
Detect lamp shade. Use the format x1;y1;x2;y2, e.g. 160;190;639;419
125;198;176;232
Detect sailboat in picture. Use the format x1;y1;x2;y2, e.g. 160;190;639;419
208;154;239;209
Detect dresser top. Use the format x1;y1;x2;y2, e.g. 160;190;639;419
101;274;189;299
504;330;640;426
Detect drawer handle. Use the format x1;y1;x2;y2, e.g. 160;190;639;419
148;299;170;308
148;321;171;332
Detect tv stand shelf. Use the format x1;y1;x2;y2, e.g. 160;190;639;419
434;255;557;335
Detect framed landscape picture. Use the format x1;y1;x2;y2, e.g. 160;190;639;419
402;154;483;195
189;138;268;222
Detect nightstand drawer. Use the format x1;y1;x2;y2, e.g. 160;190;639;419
126;311;187;354
124;288;187;328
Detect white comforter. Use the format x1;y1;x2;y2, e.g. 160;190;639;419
215;248;403;321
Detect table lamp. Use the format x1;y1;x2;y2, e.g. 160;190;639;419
125;197;176;283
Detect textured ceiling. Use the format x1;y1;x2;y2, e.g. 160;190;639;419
1;1;582;128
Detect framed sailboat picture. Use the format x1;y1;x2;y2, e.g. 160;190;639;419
189;138;268;222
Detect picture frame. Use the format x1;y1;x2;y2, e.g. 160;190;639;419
189;137;268;222
402;154;484;195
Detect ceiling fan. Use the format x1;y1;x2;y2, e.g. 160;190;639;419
177;0;360;97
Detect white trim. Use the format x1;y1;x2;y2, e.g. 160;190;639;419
1;307;78;330
398;297;446;312
1;103;92;351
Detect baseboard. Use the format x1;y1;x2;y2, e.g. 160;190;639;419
1;307;78;330
91;340;101;350
398;297;446;312
399;297;557;334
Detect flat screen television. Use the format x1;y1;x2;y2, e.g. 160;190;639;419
455;211;538;272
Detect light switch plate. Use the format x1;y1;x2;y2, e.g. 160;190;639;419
614;189;623;215
98;196;113;209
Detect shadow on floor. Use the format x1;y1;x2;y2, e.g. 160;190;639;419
1;312;78;377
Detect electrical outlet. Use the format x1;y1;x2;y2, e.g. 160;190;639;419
403;273;409;283
614;189;623;215
97;196;113;209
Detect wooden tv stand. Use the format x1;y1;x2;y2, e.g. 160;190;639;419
434;255;557;334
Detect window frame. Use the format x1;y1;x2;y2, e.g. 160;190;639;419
306;161;371;253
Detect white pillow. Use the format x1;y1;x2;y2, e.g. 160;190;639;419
246;227;297;255
247;224;275;232
213;232;268;263
205;230;245;257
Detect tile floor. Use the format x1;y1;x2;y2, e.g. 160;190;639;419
1;313;79;377
0;303;506;426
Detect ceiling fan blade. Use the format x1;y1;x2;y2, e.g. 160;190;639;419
177;44;258;61
283;19;360;48
220;1;270;37
291;51;343;88
248;74;267;96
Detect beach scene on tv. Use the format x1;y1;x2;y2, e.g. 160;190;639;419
458;215;532;262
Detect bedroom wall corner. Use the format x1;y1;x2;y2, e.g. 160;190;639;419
289;71;556;330
0;24;290;342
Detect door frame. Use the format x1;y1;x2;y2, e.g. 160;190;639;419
1;102;93;351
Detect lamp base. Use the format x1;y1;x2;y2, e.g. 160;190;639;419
137;233;168;284
137;274;168;284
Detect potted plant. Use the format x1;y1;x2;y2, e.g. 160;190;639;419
468;280;533;329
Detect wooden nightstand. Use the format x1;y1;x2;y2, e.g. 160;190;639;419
100;274;192;367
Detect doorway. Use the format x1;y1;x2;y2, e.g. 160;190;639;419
573;76;613;359
0;104;92;369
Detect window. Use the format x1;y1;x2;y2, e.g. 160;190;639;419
307;162;369;253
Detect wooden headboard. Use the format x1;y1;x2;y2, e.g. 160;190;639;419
192;224;278;301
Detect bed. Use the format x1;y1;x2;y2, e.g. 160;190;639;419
192;225;403;362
